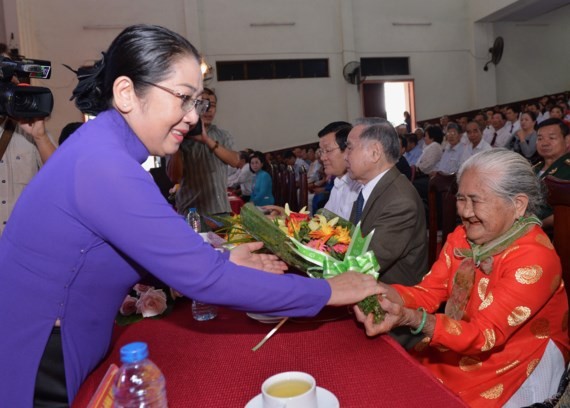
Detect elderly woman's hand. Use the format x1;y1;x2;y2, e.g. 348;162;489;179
353;295;408;336
229;241;288;274
354;295;436;338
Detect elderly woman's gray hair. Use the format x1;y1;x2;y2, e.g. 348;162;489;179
353;117;400;164
457;149;544;215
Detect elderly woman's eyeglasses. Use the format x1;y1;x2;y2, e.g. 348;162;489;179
139;81;210;115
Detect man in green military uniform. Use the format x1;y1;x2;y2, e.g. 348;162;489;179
533;118;570;227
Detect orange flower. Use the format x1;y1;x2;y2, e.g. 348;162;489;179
308;222;335;242
334;226;351;245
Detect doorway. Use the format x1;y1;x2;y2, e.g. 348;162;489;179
361;80;415;130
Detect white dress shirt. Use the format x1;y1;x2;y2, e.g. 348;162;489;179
459;139;492;164
416;142;443;174
483;125;511;148
324;173;361;220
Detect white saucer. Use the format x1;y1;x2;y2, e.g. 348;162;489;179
245;386;339;408
246;313;284;324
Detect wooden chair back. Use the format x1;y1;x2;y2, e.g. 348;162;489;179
268;163;281;205
283;165;298;211
277;164;289;207
428;172;458;267
298;166;308;211
544;175;570;325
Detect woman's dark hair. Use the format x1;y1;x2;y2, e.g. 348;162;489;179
70;24;201;115
249;151;267;172
425;125;444;144
521;110;537;122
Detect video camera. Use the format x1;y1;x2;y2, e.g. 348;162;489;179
0;56;53;119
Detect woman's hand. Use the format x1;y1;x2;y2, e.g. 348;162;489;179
325;272;381;306
229;241;287;274
259;205;284;218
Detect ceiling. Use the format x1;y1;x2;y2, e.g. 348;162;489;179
479;0;570;22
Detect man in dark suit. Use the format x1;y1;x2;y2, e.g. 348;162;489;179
346;118;429;348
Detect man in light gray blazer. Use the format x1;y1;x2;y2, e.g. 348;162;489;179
346;118;428;348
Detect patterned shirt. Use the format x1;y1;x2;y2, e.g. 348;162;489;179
393;226;569;407
176;125;234;215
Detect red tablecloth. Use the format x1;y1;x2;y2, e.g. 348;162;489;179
73;301;467;407
228;194;244;214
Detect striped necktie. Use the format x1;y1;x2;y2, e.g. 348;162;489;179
353;191;365;223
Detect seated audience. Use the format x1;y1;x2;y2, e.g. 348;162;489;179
283;150;302;183
534;118;570;179
346;118;428;348
533;118;570;229
459;120;492;163
249;151;274;206
509;111;538;163
396;135;412;180
306;147;323;184
433;122;464;175
505;105;521;134
227;150;248;187
228;151;254;201
403;133;422;166
457;116;468;141
293;147;309;172
355;149;569;407
414;127;426;149
473;112;487;132
483;112;511;148
416;125;443;175
549;104;570;127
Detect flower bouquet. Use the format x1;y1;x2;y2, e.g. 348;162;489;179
116;283;182;326
239;203;386;323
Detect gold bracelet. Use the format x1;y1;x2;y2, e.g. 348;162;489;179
210;140;219;152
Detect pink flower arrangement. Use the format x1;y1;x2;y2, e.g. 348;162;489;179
117;283;177;325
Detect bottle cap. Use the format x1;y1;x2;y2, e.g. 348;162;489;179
120;342;149;363
189;208;197;213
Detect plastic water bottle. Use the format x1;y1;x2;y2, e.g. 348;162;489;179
113;342;168;408
186;208;201;233
186;208;218;321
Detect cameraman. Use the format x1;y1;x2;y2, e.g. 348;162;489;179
0;44;56;235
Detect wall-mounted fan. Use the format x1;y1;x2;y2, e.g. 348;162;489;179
342;61;361;85
483;36;504;71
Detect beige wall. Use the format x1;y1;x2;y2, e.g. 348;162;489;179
2;0;567;151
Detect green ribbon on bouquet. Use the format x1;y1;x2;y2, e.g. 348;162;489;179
288;223;380;279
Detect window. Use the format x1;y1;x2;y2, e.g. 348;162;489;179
360;57;410;76
216;59;329;81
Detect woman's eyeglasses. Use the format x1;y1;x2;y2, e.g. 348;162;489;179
139;80;210;115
